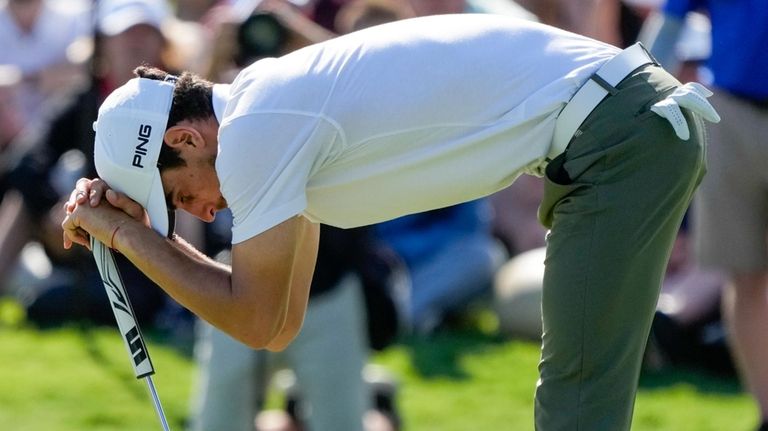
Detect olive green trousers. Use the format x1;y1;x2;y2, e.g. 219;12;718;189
535;65;707;431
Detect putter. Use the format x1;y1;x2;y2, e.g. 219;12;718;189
91;237;172;431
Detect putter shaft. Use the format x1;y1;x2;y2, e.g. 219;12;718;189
146;376;171;431
91;238;172;430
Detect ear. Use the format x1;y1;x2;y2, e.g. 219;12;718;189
164;125;204;150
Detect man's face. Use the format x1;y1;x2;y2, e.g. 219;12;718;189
103;24;165;86
160;158;227;223
8;0;42;32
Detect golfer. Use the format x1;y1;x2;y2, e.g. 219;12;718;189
62;14;719;431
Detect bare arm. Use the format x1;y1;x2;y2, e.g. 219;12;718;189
62;181;319;350
123;214;317;350
260;218;319;351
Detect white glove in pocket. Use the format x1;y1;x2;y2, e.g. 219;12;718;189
650;82;721;140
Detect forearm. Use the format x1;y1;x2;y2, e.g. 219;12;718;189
64;189;314;350
170;233;224;266
113;221;288;347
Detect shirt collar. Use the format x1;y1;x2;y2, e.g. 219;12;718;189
212;84;230;123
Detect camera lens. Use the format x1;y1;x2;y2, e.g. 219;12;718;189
237;12;288;65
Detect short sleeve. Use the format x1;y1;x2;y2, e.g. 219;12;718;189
216;112;331;244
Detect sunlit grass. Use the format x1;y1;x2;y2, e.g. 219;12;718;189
0;306;756;430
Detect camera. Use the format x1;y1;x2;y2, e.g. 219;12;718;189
236;12;288;66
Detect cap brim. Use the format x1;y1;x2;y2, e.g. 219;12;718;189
145;170;170;237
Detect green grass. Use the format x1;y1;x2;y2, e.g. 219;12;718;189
376;331;755;431
0;325;194;430
0;300;758;430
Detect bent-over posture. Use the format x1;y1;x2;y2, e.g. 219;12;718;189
62;14;719;431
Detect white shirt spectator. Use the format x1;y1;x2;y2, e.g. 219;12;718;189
0;0;91;121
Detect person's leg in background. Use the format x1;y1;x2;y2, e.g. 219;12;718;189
693;91;768;429
191;273;376;431
408;232;507;334
724;272;768;426
0;190;33;291
535;66;706;430
191;322;268;431
284;273;371;431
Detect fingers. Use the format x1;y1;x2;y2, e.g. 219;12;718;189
74;178;90;204
651;80;722;140
64;187;79;215
651;100;690;140
61;179;148;252
61;212;91;250
77;227;92;251
105;189;148;224
686;82;713;98
685;95;721;123
64;177;115;216
63;229;72;249
672;83;721;123
87;178;110;206
65;178;97;214
676;90;721;123
64;228;91;250
71;177;110;206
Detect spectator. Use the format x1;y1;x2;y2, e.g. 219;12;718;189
490;175;547;257
334;0;413;33
176;0;218;21
0;0;196;327
493;220;730;370
658;219;724;332
192;224;401;431
202;0;334;83
407;0;537;20
0;65;24;157
515;0;655;47
376;201;507;335
648;219;730;375
0;0;91;125
316;0;538;33
642;2;768;429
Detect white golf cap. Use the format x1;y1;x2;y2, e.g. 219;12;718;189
93;76;176;237
97;0;170;36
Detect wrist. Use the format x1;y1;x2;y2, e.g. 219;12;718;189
109;220;126;250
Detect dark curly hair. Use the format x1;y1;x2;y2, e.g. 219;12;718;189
133;66;215;171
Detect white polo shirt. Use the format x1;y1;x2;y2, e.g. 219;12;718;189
214;14;619;244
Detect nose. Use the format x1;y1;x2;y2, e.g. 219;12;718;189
186;203;216;223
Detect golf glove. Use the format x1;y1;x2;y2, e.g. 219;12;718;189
651;82;721;140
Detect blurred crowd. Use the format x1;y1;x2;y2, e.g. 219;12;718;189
1;0;765;430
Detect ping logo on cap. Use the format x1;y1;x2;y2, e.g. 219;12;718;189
133;124;153;168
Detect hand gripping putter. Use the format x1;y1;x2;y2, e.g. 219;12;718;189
91;237;172;431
